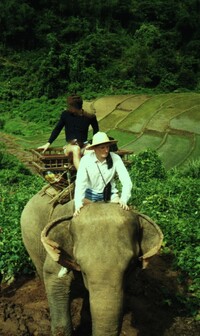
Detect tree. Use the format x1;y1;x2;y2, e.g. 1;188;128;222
0;0;36;48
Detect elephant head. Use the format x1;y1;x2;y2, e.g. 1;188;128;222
40;202;163;336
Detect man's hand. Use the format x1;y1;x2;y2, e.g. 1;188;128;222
73;205;83;217
119;201;130;210
38;142;50;153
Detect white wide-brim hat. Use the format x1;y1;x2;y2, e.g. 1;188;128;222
87;132;118;150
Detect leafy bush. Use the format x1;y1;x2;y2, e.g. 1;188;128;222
130;149;167;182
0;118;5;129
128;150;200;316
0;150;31;175
179;159;200;179
0;150;44;283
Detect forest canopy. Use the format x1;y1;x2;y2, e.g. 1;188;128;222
0;0;200;99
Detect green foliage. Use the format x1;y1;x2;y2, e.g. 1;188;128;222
0;150;28;173
130;149;167;182
0;0;199;98
14;96;65;125
179;159;200;179
0;96;66;137
0;149;44;283
128;151;200;316
0;119;5;129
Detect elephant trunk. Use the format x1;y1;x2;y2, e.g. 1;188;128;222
44;272;73;336
89;286;123;336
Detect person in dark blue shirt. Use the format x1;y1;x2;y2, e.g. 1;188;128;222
38;95;99;169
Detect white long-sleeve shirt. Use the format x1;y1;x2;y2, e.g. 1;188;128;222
74;151;132;210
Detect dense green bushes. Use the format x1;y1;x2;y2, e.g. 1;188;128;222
0;147;199;317
0;0;200;101
129;150;200;316
0;151;44;283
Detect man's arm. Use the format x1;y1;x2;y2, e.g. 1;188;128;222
38;112;65;152
48;113;65;144
90;115;99;135
74;158;88;211
115;155;133;205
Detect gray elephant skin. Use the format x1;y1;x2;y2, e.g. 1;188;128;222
21;189;163;336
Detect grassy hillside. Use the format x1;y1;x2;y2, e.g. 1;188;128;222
97;93;200;169
1;93;200;170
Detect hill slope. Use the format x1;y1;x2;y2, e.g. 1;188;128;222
1;93;199;170
91;93;200;169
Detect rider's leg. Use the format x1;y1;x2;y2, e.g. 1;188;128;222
71;145;81;169
64;144;81;170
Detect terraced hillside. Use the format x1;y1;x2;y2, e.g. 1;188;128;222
1;93;199;171
91;93;200;170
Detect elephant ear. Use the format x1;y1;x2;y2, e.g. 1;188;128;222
138;213;164;268
41;216;81;271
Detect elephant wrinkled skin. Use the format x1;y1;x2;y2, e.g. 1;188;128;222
21;189;163;336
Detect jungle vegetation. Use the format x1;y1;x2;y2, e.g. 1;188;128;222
0;0;200;102
0;0;199;321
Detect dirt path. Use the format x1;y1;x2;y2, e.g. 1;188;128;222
0;131;199;336
1;255;199;336
0;132;37;173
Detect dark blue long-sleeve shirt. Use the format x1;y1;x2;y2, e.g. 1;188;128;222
48;110;99;144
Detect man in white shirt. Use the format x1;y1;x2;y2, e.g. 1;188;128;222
74;132;132;216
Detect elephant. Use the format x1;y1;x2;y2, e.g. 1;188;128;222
20;187;163;336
